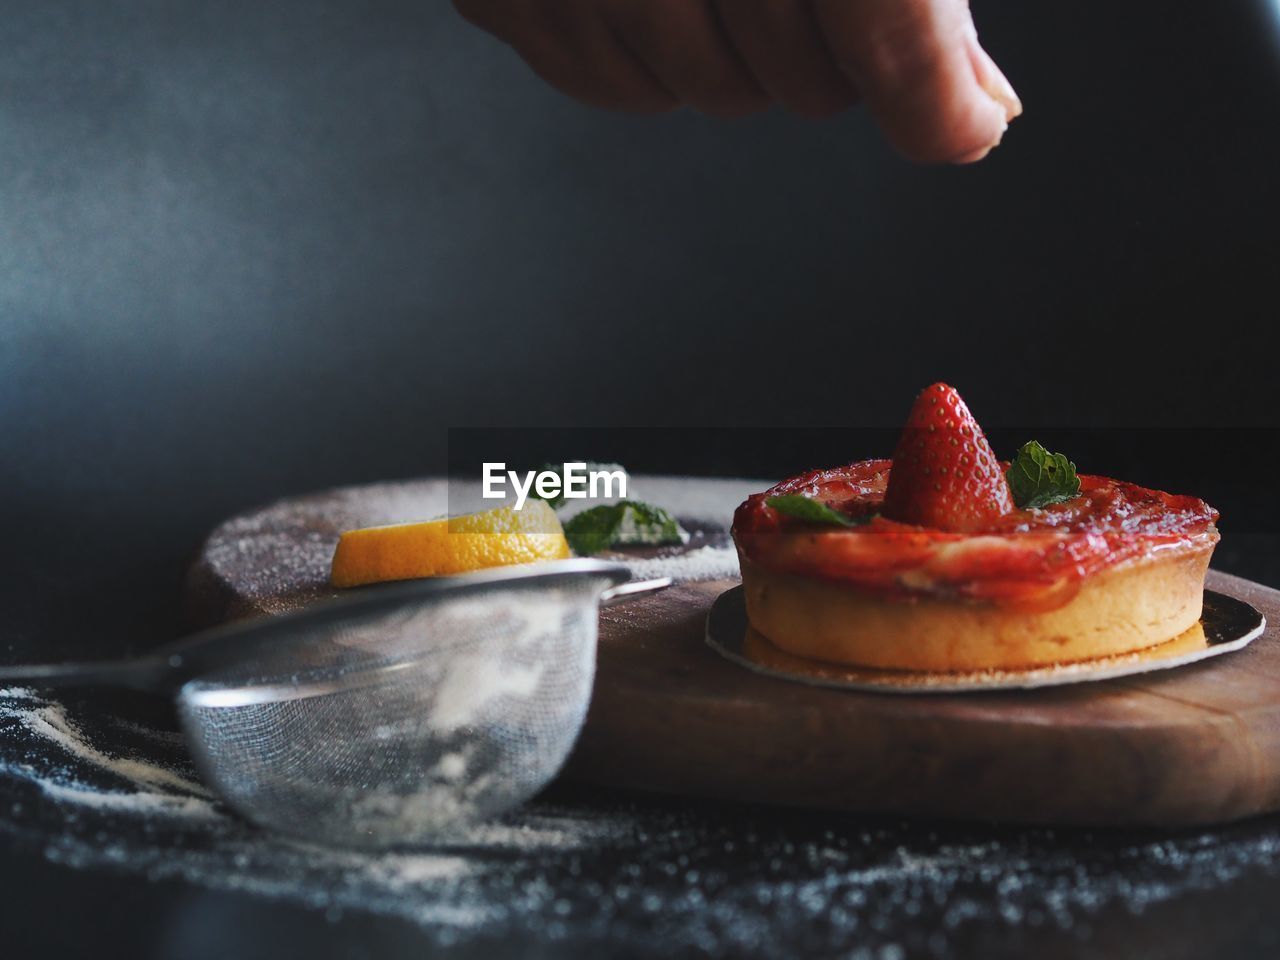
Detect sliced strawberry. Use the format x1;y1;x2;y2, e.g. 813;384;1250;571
881;382;1014;531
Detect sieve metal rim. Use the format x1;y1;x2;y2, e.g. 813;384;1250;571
176;559;630;706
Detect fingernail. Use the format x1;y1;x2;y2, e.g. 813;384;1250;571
968;38;1023;122
981;61;1023;121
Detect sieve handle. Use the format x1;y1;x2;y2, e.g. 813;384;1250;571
599;577;672;606
0;655;174;693
0;571;672;693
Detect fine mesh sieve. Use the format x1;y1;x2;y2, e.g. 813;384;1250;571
1;560;661;848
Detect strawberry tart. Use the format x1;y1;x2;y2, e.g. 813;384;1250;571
731;383;1220;672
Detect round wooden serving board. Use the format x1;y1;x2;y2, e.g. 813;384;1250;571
186;475;1280;827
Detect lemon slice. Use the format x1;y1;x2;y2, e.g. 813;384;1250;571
330;499;571;587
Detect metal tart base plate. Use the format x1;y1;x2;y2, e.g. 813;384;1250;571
705;586;1265;694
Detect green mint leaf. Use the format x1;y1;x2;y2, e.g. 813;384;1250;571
563;500;687;556
766;495;867;527
1006;440;1081;509
531;462;629;509
563;506;619;556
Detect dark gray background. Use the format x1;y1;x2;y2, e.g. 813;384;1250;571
3;3;1280;955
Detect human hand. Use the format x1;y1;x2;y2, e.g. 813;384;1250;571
454;0;1022;164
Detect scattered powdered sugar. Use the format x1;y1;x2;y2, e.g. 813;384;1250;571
19;697;212;800
33;780;216;819
430;658;545;731
7;684;1280;956
437;752;467;781
619;544;740;583
0;688;218;820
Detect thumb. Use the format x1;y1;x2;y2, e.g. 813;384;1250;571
814;0;1022;164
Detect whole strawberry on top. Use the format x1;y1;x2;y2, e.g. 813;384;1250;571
880;382;1014;532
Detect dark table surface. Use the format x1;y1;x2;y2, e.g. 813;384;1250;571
5;0;1280;956
7;611;1280;960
